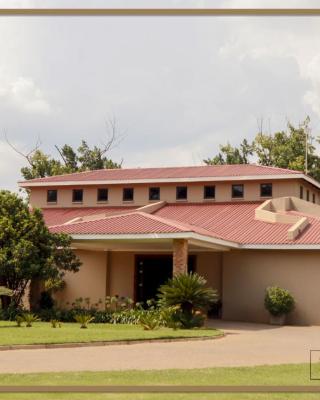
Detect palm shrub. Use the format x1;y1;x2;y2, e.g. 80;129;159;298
15;315;24;327
264;286;295;317
139;312;159;330
22;313;39;327
158;273;218;328
74;313;94;328
51;319;62;328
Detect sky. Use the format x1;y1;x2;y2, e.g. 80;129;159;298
1;0;320;191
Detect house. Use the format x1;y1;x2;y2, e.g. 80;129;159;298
19;164;320;325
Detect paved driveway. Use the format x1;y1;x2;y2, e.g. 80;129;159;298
0;321;318;373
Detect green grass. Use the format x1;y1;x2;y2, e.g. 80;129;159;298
0;364;317;399
0;321;222;346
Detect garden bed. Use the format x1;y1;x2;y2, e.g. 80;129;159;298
0;321;223;347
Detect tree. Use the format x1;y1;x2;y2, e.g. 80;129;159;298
0;190;81;308
204;139;254;165
6;117;124;180
204;117;320;182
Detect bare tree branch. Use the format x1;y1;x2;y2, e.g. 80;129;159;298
54;144;68;165
4;130;41;167
99;114;127;155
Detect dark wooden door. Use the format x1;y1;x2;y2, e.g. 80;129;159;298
135;255;196;304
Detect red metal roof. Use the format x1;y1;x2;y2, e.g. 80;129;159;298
154;202;320;245
46;202;320;246
41;207;136;226
20;164;301;185
49;212;191;235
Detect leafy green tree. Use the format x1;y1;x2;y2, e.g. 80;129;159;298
204;117;320;182
204;139;254;165
6;118;123;180
20;150;67;180
19;141;122;180
0;191;81;308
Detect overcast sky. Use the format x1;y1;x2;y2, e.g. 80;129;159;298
1;0;320;191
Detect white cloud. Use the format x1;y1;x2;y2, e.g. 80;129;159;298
0;76;51;115
0;140;25;192
0;3;320;187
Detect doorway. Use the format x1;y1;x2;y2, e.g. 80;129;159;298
135;254;196;303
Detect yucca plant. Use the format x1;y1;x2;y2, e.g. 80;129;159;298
158;273;218;328
22;313;39;327
139;313;159;331
15;315;24;327
74;313;94;328
51;319;62;328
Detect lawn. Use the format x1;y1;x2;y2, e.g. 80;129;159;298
0;364;317;399
0;321;222;346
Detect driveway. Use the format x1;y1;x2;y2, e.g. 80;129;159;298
0;321;318;373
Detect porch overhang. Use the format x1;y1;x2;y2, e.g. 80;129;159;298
70;232;239;252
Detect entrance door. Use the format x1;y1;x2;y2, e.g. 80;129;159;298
135;255;196;303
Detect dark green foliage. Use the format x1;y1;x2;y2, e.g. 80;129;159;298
264;286;295;316
39;291;54;310
21;140;122;181
158;273;218;328
204;117;320;182
0;190;81;309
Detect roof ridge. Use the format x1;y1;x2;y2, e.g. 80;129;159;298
251;164;301;173
19;163;304;185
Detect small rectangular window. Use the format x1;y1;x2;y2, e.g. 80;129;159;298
313;193;316;204
97;188;108;202
307;190;310;202
47;189;57;203
260;183;272;197
72;189;83;203
149;187;160;201
204;185;215;199
232;184;244;198
300;186;304;199
176;186;188;200
123;188;134;201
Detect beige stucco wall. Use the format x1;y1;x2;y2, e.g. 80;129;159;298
196;252;222;296
55;250;107;307
299;181;320;203
29;179;309;208
222;250;320;325
53;247;320;326
108;252;135;299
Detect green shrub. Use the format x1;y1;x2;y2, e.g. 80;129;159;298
158;273;218;329
74;313;94;328
264;286;295;316
139;312;160;330
0;303;25;321
22;313;39;327
15;315;24;327
50;319;61;328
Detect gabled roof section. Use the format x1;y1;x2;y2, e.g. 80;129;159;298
19;164;311;188
41;206;136;226
46;199;320;248
154;201;320;246
49;211;219;237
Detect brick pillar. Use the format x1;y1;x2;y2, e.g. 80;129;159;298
173;239;188;275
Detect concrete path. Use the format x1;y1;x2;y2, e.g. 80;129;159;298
0;321;319;373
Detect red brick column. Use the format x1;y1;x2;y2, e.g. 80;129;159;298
173;239;188;275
